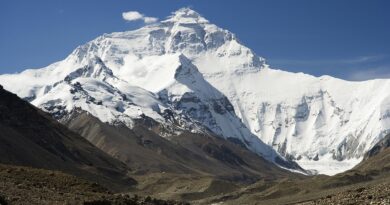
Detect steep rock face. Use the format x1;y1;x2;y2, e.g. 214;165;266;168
1;8;390;174
157;55;282;162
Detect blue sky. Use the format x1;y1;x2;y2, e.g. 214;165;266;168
0;0;389;80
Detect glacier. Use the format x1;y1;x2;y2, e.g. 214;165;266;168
1;8;390;175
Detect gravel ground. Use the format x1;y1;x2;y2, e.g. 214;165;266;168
297;182;390;205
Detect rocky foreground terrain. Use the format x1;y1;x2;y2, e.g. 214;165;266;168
0;164;188;205
298;181;390;205
1;163;389;205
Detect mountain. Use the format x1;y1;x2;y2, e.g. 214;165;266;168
1;8;389;175
0;84;135;190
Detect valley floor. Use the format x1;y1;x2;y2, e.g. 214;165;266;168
0;162;389;205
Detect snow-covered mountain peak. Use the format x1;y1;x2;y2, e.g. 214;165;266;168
163;7;209;24
161;9;237;55
58;8;265;82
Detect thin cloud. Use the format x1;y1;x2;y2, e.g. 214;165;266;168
339;55;386;64
347;66;390;81
268;55;390;81
122;11;158;24
270;55;387;67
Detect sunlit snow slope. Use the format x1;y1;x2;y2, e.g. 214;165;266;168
1;8;389;175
